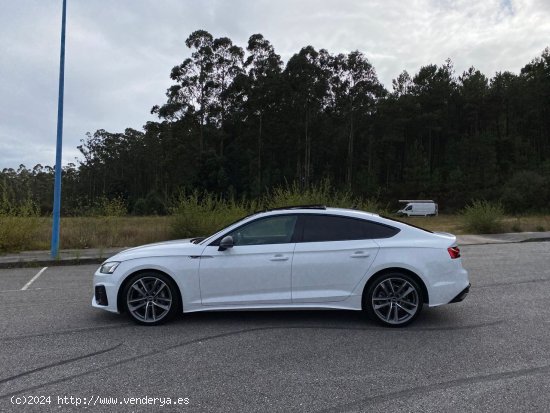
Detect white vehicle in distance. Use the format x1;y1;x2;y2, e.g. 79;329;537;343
397;200;438;217
92;206;469;327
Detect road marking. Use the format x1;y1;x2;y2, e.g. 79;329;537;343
21;267;47;290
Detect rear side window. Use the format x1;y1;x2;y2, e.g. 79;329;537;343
301;215;399;242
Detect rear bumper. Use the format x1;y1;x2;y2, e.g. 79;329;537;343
449;283;471;303
428;266;469;307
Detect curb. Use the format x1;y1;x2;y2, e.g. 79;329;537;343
0;257;105;270
458;236;550;246
520;237;550;243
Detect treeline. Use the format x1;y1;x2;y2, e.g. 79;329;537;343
2;30;550;215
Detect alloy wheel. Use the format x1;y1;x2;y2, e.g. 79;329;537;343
371;277;419;325
126;276;173;323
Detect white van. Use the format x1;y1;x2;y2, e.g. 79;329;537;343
397;200;438;217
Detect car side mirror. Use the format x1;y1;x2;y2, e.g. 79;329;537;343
218;235;234;251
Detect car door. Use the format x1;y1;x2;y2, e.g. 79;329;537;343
291;214;392;303
199;214;298;306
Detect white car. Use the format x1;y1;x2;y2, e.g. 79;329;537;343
92;206;470;327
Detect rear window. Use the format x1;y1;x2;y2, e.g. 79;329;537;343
301;215;399;242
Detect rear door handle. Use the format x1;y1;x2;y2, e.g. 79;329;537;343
351;251;370;258
270;254;289;261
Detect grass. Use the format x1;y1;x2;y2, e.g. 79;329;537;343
1;183;549;253
1;213;549;254
0;216;174;252
398;214;550;235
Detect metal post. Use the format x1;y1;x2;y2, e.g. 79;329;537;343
51;0;67;258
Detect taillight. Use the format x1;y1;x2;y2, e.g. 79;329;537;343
448;246;461;259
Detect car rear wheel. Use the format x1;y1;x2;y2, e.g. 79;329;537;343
364;272;423;327
123;272;180;325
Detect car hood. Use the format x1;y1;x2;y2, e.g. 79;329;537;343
108;239;205;262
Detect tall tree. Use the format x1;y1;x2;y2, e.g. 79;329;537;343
152;30;215;155
211;37;244;156
243;34;283;189
330;51;384;188
284;46;330;186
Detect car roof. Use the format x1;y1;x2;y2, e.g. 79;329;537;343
200;206;422;245
257;207;427;233
256;206;401;227
259;206;378;218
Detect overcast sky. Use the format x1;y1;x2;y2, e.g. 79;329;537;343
1;0;549;169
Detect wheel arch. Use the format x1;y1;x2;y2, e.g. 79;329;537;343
117;269;183;314
361;267;429;308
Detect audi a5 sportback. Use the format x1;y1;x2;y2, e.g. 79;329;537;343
92;206;470;327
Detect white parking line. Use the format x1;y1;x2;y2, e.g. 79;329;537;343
21;267;47;290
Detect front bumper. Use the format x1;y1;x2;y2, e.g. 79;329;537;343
94;285;108;306
92;269;121;313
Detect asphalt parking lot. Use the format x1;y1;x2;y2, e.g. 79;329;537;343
1;242;549;412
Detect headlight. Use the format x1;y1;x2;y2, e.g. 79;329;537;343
99;262;120;274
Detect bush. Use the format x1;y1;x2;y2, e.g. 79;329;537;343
144;192;166;215
462;200;504;234
96;196;127;217
170;192;253;239
501;171;548;213
0;199;42;251
133;193;166;216
133;198;147;216
265;179;382;212
169;181;386;239
266;180;354;209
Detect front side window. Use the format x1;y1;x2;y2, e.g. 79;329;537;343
225;215;298;246
301;215;399;242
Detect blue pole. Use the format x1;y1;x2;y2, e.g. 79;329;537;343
51;0;67;258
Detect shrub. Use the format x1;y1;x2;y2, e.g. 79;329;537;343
0;199;42;251
97;196;127;217
358;198;386;215
144;192;166;215
501;171;548;213
264;179;382;212
462;200;504;234
133;193;166;216
170;191;253;239
169;181;386;239
133;198;147;216
265;180;355;209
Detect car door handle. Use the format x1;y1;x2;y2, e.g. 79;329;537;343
270;254;289;261
351;251;370;258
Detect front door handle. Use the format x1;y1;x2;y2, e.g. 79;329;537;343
270;254;289;261
351;251;370;258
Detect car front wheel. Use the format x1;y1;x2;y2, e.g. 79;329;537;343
364;272;423;327
123;272;180;325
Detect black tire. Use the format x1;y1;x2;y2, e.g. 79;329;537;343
123;272;180;326
363;272;424;327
